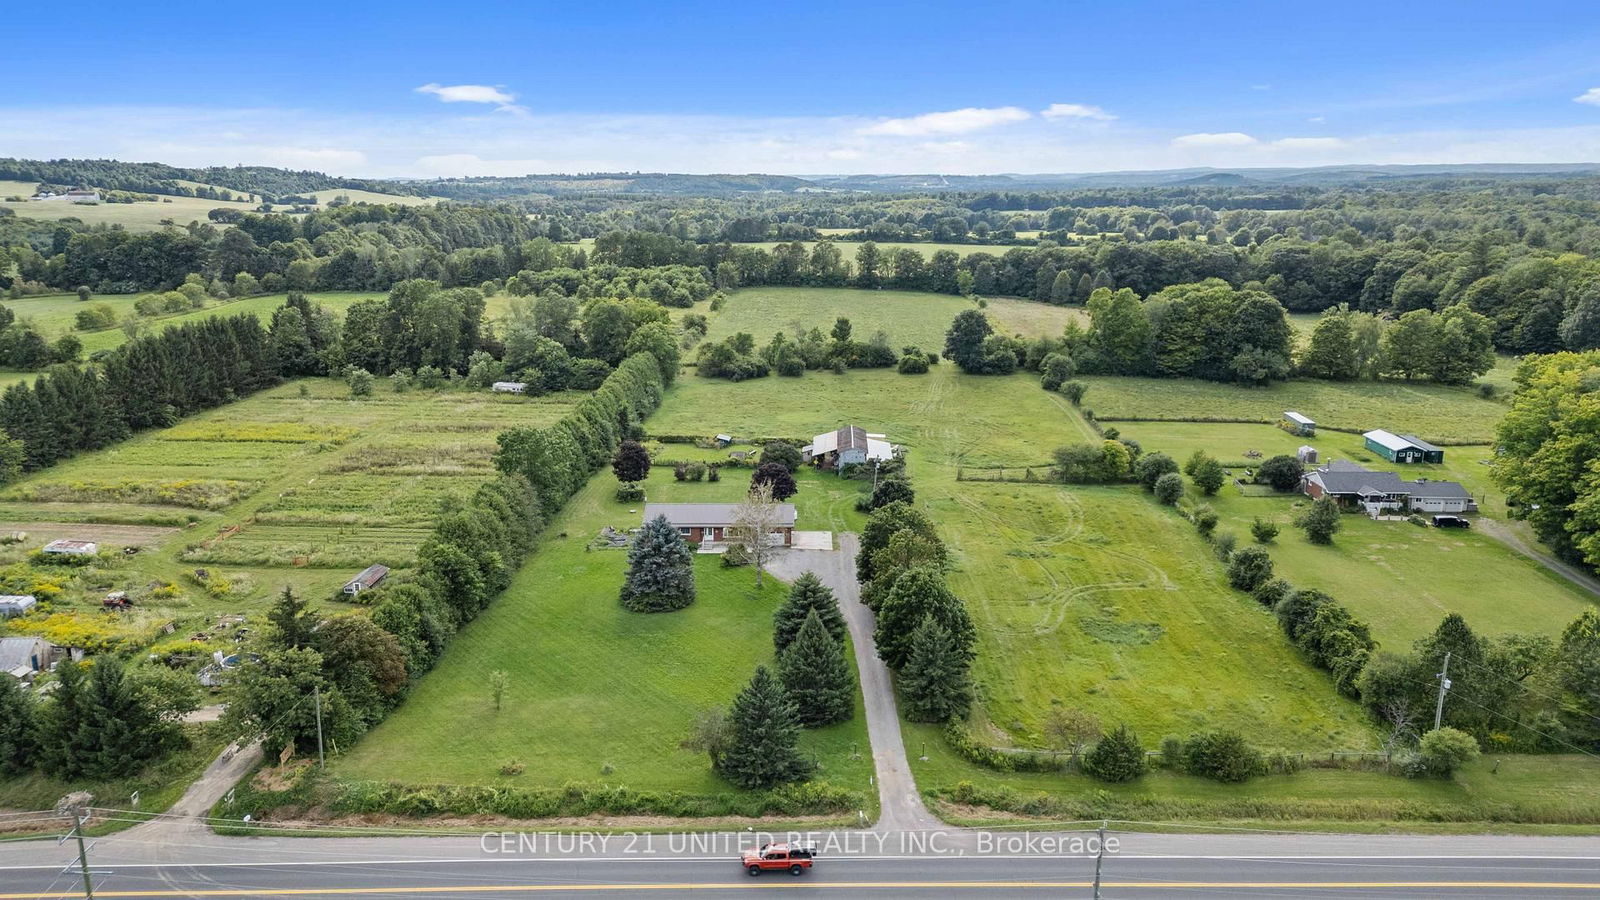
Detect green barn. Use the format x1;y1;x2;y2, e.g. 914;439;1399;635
1363;429;1444;464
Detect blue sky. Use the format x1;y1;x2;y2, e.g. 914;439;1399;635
11;0;1600;176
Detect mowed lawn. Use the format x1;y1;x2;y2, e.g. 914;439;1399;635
706;287;1083;352
334;465;875;796
1078;375;1506;444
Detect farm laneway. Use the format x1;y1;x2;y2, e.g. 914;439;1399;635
767;534;942;833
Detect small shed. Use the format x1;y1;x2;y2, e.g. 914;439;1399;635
714;434;734;447
1296;445;1319;465
0;636;53;682
42;539;97;556
0;595;36;618
1282;411;1315;436
491;381;527;394
341;564;390;596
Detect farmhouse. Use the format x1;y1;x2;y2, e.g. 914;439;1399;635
0;636;54;682
0;595;37;618
801;425;893;472
491;381;527;394
1283;411;1316;436
1303;460;1475;514
42;539;97;556
341;564;390;596
65;188;100;204
1363;430;1445;464
643;502;797;546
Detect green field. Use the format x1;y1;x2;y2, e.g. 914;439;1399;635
0;378;578;652
305;188;439;207
0;181;261;232
334;463;875;800
6;291;385;354
1080;375;1506;444
706;287;1084;351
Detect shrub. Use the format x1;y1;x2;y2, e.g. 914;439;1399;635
1181;731;1264;783
1417;727;1480;778
1082;724;1146;783
74;303;118;331
897;353;929;374
1059;381;1087;405
1227;546;1274;592
759;441;802;473
1252;577;1292;609
1257;455;1305;492
1250;517;1279;543
1153;472;1185;505
1213;530;1237;561
1191;457;1226;495
1039;353;1075;391
1134;452;1179;491
1159;736;1184;769
721;542;751;567
1192;504;1219;537
614;483;645;502
346;367;374;397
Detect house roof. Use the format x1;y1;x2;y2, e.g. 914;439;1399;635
1363;429;1427;453
0;595;36;611
0;637;48;673
1406;479;1472;500
42;539;96;554
1283;411;1315;425
1309;465;1410;497
1398;434;1442;453
644;502;797;529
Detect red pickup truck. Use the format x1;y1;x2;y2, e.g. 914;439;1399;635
741;842;814;876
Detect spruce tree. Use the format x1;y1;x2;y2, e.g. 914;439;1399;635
0;675;36;775
620;514;696;612
772;572;846;652
80;658;165;779
36;662;90;778
899;616;973;723
874;566;975;669
778;610;855;727
719;666;813;789
267;585;318;649
1083;723;1147;783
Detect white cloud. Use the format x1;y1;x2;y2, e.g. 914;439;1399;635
413;153;558;177
1271;137;1346;151
1040;103;1115;121
1307;116;1326;124
1171;132;1259;148
859;106;1031;136
1575;87;1600;106
414;83;526;114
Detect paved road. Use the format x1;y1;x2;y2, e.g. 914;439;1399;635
766;533;942;833
3;831;1599;898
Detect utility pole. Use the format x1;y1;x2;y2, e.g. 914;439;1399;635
1092;820;1106;900
69;810;95;900
313;685;326;769
1433;651;1452;731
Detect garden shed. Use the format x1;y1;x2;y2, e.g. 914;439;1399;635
342;564;390;596
1283;411;1316;436
1363;430;1444;464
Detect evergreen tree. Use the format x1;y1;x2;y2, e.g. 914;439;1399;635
0;675;37;775
36;662;91;777
80;658;168;779
267;585;318;649
875;566;975;669
718;666;813;789
620;514;696;612
773;572;846;652
1083;723;1147;782
778;610;855;727
898;616;973;722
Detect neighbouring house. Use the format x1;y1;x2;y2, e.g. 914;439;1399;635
491;381;527;394
1302;460;1475;514
1283;411;1316;436
801;425;893;472
65;188;100;204
0;595;36;618
42;539;97;556
643;502;797;546
1363;430;1445;464
341;564;390;596
1297;445;1319;465
0;636;54;683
